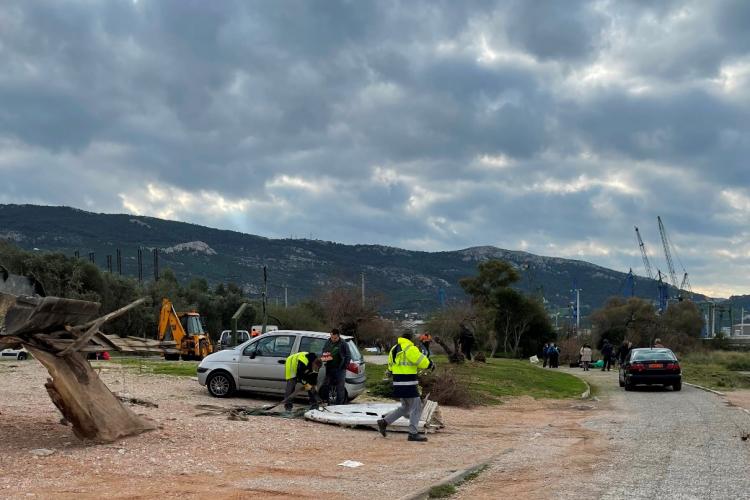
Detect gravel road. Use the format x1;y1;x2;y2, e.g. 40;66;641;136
569;368;750;500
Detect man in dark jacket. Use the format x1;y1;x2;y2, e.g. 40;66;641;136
617;340;632;367
459;324;475;361
320;328;351;405
601;339;614;371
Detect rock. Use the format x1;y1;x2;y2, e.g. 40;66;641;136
29;449;55;457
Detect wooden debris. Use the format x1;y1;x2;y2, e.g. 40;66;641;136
1;273;180;443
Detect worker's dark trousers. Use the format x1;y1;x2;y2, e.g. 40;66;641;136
384;396;421;435
462;342;473;360
423;343;431;357
284;377;318;411
322;369;347;405
602;355;613;371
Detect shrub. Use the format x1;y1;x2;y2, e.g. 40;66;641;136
419;368;475;407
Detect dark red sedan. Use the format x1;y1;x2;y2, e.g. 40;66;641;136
619;348;681;391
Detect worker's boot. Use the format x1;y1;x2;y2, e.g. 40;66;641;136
408;433;428;442
377;419;388;437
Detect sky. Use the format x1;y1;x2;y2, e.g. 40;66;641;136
0;0;748;298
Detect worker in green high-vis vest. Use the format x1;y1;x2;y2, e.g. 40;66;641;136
284;351;322;411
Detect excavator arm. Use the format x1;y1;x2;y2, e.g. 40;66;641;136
157;298;186;345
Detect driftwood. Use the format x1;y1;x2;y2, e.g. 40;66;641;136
0;273;177;443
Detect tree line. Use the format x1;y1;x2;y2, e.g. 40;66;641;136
0;241;395;343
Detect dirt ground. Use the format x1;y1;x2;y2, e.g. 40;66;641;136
724;389;750;414
0;360;610;499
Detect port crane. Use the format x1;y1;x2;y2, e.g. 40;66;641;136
657;216;692;301
634;226;669;312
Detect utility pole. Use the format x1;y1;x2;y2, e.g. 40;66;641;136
106;255;112;273
260;266;268;334
361;272;365;307
116;248;122;275
74;250;79;259
153;248;159;281
137;248;143;283
570;287;581;334
284;284;288;309
88;252;95;264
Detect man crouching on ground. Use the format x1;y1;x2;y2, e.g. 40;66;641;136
284;352;322;411
377;332;433;442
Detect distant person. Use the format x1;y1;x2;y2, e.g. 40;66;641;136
618;340;632;366
542;342;550;368
459;324;475;361
419;332;433;357
549;343;560;368
653;338;665;348
251;328;260;338
283;352;322;411
320;328;351;405
579;344;592;371
601;339;614;371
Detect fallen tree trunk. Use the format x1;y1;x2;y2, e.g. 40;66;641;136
26;346;157;443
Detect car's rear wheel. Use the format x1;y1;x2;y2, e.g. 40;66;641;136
207;371;235;398
165;353;180;361
624;380;633;391
618;378;624;387
17;352;28;361
673;381;682;391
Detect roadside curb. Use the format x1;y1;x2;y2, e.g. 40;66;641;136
684;382;726;396
399;449;511;500
580;378;592;399
561;369;592;399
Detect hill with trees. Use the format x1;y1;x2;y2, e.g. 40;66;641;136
0;204;709;317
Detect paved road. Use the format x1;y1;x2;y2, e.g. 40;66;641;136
568;368;750;499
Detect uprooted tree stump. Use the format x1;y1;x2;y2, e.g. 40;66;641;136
1;273;179;443
434;336;465;363
27;346;157;442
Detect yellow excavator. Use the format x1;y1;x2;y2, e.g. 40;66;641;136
157;298;213;361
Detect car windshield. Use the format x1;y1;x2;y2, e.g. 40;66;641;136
346;339;363;361
631;350;676;361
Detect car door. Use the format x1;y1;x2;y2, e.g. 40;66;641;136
237;334;297;393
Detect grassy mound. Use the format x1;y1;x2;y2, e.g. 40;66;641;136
680;351;750;390
366;356;587;405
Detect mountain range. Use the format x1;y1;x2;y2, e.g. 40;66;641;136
0;204;718;320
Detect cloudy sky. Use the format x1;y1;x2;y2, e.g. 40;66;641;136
0;1;748;297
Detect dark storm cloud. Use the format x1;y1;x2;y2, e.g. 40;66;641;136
1;0;749;296
504;0;607;61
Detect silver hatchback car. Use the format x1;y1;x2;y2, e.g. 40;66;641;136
197;330;366;401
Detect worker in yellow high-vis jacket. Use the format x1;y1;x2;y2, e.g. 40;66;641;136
377;332;433;442
284;351;322;411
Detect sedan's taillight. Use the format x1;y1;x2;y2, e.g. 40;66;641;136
665;362;680;371
629;363;646;372
347;362;359;374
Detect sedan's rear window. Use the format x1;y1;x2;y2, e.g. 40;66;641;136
631;350;676;361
